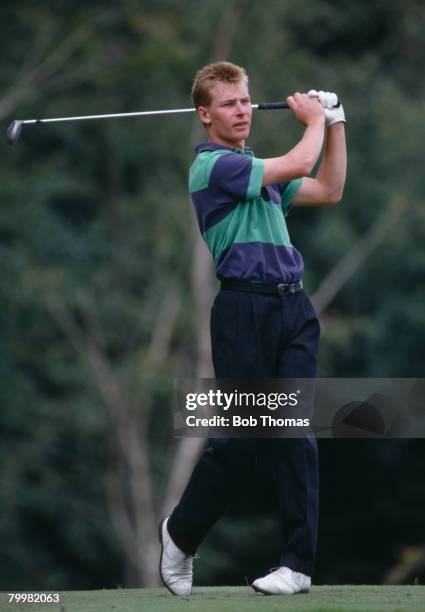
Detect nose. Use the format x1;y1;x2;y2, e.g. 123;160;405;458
235;100;245;114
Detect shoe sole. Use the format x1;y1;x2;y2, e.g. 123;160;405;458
158;516;192;597
250;583;309;596
250;583;274;596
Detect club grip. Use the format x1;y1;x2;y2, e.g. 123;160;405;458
258;99;341;110
257;102;290;110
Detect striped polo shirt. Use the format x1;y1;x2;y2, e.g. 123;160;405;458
190;142;304;283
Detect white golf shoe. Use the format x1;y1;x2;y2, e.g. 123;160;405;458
159;516;194;596
251;566;311;595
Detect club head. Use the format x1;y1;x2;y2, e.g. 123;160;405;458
6;120;23;145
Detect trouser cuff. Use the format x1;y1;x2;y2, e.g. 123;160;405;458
166;511;198;556
279;552;313;577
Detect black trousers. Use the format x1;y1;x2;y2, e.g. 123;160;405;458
168;288;320;576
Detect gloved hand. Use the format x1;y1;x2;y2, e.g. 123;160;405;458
308;89;346;126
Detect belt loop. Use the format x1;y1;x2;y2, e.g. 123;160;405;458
277;283;285;297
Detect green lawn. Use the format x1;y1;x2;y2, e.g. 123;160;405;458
1;586;424;612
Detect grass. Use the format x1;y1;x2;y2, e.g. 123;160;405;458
1;586;424;612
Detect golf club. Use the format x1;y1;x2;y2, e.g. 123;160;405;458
6;99;340;145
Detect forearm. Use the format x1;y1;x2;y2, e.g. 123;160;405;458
263;117;325;185
315;123;347;202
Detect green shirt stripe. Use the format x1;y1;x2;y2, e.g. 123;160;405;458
204;198;291;262
282;177;303;216
246;157;264;200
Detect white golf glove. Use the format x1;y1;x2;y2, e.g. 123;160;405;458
308;89;346;126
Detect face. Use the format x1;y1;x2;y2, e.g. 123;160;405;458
198;80;252;148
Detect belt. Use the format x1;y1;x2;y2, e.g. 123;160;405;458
220;279;303;296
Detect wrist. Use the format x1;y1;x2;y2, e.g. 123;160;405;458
327;120;346;128
307;116;325;128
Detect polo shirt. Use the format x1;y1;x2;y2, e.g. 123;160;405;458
190;142;304;283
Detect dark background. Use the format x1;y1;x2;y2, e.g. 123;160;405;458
1;0;424;590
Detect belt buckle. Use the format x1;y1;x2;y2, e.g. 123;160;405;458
277;283;287;297
289;283;296;294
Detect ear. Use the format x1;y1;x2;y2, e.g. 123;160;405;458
197;106;211;127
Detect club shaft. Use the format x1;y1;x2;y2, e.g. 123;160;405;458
21;107;196;125
17;102;289;126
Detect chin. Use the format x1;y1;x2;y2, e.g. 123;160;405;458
232;130;250;141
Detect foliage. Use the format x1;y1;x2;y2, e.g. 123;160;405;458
0;0;424;589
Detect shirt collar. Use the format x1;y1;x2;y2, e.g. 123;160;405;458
195;142;254;156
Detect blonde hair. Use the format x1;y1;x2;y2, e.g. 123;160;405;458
191;61;248;108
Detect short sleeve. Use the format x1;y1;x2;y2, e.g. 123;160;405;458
209;152;264;201
280;178;303;217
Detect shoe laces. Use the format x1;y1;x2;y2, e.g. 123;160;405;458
269;566;292;578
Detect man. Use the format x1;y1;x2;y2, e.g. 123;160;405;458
159;61;346;596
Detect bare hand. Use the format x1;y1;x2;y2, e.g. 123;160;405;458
286;92;325;126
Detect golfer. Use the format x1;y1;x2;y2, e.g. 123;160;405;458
159;61;346;596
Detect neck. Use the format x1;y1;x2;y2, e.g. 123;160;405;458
207;133;245;150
